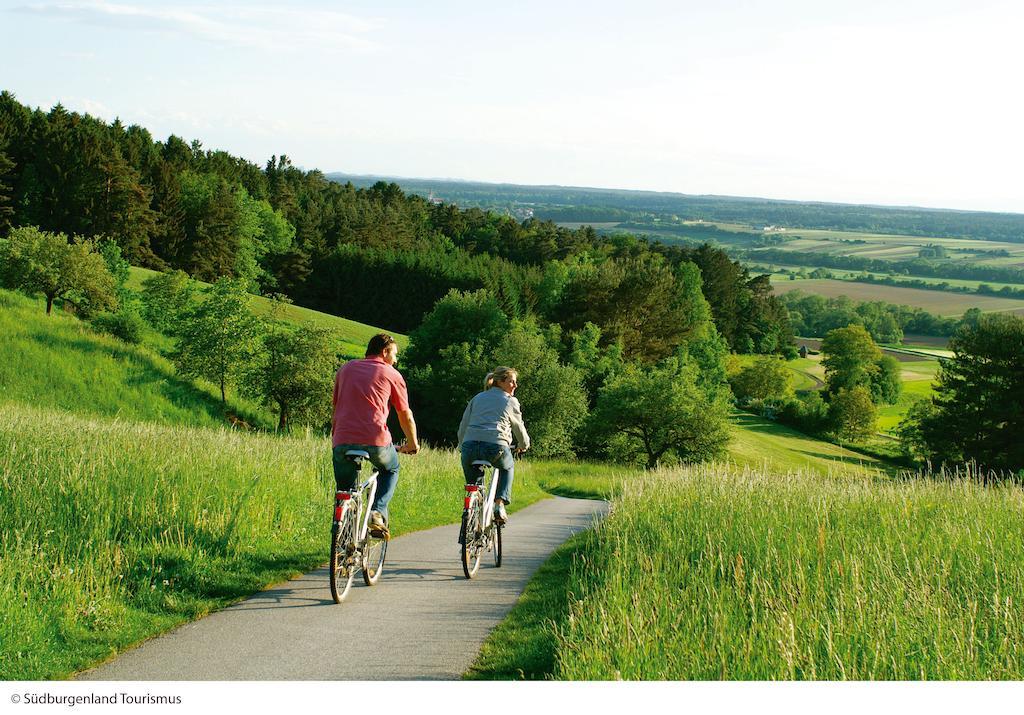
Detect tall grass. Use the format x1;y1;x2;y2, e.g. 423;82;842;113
0;403;547;679
553;464;1024;679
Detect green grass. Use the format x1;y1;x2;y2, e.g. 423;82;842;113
0;290;270;429
548;465;1024;679
0;402;548;680
876;362;939;434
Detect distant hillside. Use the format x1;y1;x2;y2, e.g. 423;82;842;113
328;173;1024;243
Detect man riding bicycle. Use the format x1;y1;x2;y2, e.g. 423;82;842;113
332;333;419;539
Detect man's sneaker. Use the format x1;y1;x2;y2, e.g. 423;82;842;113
368;511;389;539
494;502;508;525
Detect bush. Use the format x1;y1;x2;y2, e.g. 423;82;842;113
91;307;146;344
778;391;830;435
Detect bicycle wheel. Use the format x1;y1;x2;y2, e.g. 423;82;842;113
460;504;483;579
493;523;502;568
362;531;388;586
329;507;358;603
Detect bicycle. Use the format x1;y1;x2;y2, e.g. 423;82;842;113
459;459;503;579
329;449;388;603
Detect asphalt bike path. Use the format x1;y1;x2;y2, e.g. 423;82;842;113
78;496;606;680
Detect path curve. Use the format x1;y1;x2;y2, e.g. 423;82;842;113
78;496;606;681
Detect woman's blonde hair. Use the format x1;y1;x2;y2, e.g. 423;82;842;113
484;366;518;390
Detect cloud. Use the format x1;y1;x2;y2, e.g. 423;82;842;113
11;2;382;52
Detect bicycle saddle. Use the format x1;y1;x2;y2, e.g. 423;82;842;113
471;459;493;468
345;449;370;462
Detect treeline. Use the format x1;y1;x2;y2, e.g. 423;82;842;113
0;92;792;360
779;290;966;342
745;247;1024;284
332;174;1024;243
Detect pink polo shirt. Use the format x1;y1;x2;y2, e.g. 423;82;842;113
331;357;410;448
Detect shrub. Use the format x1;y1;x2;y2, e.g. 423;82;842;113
91;307;146;344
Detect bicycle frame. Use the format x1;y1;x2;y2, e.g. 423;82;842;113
335;471;379;540
465;465;499;527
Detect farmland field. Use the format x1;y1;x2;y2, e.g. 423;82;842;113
754;264;1024;293
772;278;1024;317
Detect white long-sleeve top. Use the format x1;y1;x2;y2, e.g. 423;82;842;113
457;387;531;450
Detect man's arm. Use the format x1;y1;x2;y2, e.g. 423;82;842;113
396;408;420;454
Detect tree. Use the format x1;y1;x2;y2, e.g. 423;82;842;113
903;314;1024;473
730;356;793;403
555;254;710;362
0;151;14;236
820;324;881;394
828;386;877;442
869;355;902;404
140;269;195;335
488;322;588;458
0;226;117;315
245;322;338;431
172;278;263;405
588;357;731;468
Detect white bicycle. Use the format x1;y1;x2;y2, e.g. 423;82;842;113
329;450;388;603
459;459;503;579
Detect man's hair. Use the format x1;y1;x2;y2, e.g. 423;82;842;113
365;333;397;357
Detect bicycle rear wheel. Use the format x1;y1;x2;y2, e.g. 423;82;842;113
329;508;358;603
460;505;482;579
493;523;502;568
362;532;387;586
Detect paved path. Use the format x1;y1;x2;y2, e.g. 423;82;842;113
78;496;606;681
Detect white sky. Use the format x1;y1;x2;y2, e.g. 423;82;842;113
2;0;1022;213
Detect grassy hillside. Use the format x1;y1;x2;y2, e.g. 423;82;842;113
0;290;269;429
126;266;408;358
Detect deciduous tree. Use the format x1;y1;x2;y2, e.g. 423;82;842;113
0;226;117;315
172;278;263;405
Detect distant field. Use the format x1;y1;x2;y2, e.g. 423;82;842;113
773;278;1024;317
767;229;1024;256
754;264;1024;292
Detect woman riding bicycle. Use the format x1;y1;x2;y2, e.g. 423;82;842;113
457;366;530;524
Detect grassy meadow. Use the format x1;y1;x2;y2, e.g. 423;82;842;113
0;403;548;679
0;290;270;429
474;462;1024;680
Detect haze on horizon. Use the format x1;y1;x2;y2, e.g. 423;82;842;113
2;0;1022;214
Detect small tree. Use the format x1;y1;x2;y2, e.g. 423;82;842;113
829;386;877;442
588;357;731;469
245;323;338;431
172;278;263;405
821;324;881;394
140;269;195;335
870;355;902;404
730;355;793;403
0;226;117;315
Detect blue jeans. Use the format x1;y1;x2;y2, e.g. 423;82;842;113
460;441;514;505
332;443;400;520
